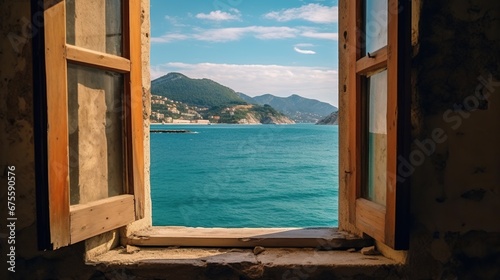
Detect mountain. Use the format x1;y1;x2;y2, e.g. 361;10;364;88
150;73;294;124
237;93;337;123
152;72;247;108
236;92;256;104
316;111;339;125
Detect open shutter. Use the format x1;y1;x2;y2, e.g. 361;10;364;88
42;0;143;249
343;0;410;250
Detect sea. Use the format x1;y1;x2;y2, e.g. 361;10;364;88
150;123;339;228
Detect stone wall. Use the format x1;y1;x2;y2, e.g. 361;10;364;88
409;0;500;278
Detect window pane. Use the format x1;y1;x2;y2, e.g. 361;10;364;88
66;0;122;56
364;0;388;55
364;70;387;205
67;63;125;205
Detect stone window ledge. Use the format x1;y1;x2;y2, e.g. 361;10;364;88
88;247;403;279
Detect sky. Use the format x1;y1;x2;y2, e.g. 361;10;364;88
150;0;339;106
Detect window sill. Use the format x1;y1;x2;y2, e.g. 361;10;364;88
127;226;372;249
88;247;402;279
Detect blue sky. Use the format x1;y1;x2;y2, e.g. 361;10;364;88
150;0;339;106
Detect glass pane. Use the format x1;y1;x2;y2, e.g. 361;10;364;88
67;63;125;205
66;0;123;56
364;0;388;55
364;70;387;205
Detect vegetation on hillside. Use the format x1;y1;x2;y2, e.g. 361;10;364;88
152;72;247;108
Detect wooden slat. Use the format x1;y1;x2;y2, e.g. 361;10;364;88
339;0;361;236
128;0;145;219
355;46;388;75
355;198;386;242
70;195;135;244
347;0;363;224
122;0;132;196
65;44;131;73
44;0;70;250
129;227;373;249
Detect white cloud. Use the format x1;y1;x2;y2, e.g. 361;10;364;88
193;26;299;42
294;46;316;55
152;26;337;44
151;33;189;43
196;9;241;21
192;27;246;42
150;62;338;106
301;31;338;40
265;4;338;24
295;43;314;47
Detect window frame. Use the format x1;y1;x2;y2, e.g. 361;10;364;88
35;0;411;251
39;0;144;250
128;0;411;250
342;0;411;250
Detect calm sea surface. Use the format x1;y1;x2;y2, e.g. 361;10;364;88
150;123;338;227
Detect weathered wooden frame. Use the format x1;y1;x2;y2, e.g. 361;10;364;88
343;0;410;250
43;0;144;249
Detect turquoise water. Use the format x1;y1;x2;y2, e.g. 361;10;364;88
150;123;338;227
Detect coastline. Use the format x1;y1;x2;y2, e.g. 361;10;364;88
150;122;267;126
150;122;211;125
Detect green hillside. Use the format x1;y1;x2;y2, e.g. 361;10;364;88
151;72;247;108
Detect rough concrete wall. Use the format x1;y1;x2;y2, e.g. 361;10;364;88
410;0;500;278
